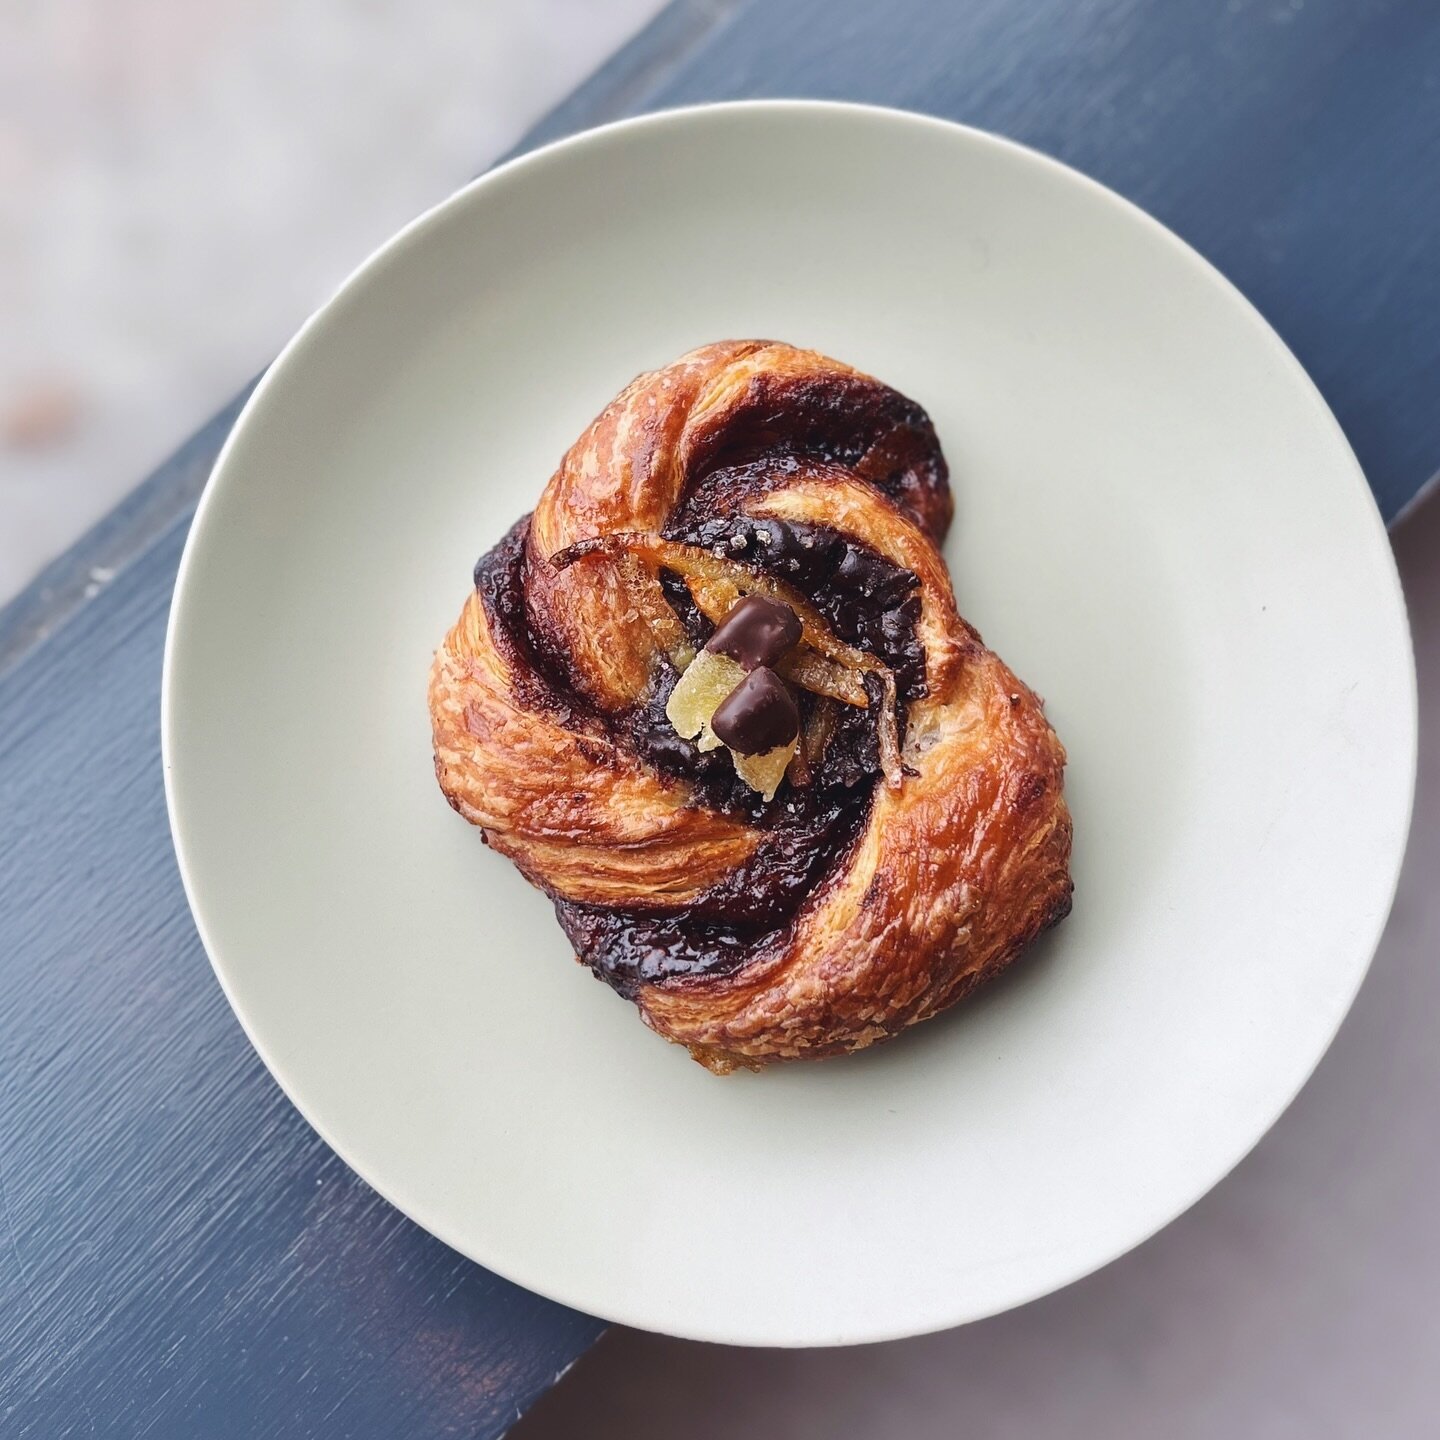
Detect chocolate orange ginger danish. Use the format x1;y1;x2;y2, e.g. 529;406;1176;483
430;341;1072;1072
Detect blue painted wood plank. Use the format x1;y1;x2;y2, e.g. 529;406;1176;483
0;514;605;1438
4;1;1439;1435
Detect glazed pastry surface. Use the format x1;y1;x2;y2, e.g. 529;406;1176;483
430;340;1072;1071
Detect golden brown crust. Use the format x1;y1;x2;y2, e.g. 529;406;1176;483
429;340;1072;1071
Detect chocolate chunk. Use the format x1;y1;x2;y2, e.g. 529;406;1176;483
710;667;800;755
704;595;802;670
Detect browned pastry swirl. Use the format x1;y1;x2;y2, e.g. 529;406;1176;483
430;341;1072;1072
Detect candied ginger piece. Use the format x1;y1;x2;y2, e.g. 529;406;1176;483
665;650;745;740
732;740;798;801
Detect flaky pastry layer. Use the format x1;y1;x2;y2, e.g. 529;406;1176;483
430;341;1072;1071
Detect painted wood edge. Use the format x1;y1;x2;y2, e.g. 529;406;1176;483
0;0;741;684
1392;468;1440;532
0;385;254;678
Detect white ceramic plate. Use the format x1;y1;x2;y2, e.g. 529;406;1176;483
163;102;1415;1346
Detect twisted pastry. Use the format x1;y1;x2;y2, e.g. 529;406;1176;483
430;341;1072;1072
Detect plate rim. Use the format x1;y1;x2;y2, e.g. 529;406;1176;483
161;98;1418;1346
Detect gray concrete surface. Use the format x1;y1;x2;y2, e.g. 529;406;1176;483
0;0;663;605
517;492;1440;1436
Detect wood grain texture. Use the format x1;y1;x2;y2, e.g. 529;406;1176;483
2;0;1437;1434
0;517;604;1437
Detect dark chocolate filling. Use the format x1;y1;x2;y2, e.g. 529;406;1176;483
668;514;927;704
666;371;950;541
472;513;926;995
553;782;869;995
